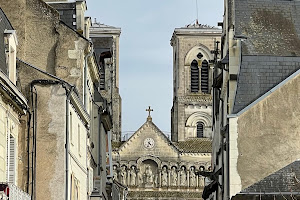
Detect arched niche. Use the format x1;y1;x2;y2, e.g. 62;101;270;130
137;155;162;169
184;45;213;66
185;112;212;127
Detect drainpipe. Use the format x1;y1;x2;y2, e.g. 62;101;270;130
98;106;102;176
84;45;94;109
30;83;37;200
26;111;31;194
65;85;75;200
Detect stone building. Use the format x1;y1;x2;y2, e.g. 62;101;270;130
170;23;221;142
89;21;122;143
204;0;300;199
112;23;221;200
0;0;122;199
0;8;30;200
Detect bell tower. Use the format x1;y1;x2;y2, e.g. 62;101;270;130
170;23;221;142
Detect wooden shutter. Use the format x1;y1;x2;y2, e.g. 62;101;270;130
8;135;15;184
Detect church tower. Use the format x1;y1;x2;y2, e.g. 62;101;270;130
170;23;221;142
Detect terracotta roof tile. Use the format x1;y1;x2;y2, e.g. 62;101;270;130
174;138;212;153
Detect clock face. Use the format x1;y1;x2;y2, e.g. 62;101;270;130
144;138;155;149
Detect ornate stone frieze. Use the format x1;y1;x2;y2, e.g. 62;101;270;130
177;95;212;104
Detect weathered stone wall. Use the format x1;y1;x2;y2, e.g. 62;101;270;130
236;73;300;189
1;0;89;99
35;84;66;200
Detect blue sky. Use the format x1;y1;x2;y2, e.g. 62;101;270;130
86;0;223;139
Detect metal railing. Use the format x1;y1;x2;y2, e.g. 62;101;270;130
0;183;31;200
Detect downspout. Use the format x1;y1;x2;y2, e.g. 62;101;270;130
98;107;102;176
226;124;230;200
65;85;75;200
26;111;31;194
30;84;37;199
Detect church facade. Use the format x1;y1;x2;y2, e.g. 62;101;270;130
112;24;221;200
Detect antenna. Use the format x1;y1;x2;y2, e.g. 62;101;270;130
196;0;199;24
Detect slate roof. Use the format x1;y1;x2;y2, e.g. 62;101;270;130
233;55;300;113
232;0;300;113
241;160;300;193
235;0;300;56
174;138;212;153
48;2;76;30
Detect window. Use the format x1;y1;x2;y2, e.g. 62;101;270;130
71;174;80;200
190;59;199;92
4;30;17;84
8;135;15;184
201;60;209;93
197;122;204;138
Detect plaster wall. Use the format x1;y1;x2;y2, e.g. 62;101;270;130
35;84;66;200
69;104;87;172
236;73;300;190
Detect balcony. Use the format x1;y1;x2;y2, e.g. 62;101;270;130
0;183;31;200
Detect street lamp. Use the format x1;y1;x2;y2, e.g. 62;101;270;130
90;187;102;200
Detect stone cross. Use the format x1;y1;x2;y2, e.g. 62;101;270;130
146;106;153;117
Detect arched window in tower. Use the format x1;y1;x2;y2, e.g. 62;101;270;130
201;60;209;93
197;122;204;138
191;59;199;92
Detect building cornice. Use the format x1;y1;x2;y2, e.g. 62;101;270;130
0;71;28;115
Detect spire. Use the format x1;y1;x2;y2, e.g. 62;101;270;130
146;106;153;121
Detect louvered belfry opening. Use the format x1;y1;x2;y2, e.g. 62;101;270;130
191;59;199;92
197;122;204;138
201;60;209;93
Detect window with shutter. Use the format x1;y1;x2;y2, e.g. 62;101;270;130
201;60;209;93
8;135;15;184
197;122;204;138
191;60;199;92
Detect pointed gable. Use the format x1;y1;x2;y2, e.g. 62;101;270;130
118;119;179;159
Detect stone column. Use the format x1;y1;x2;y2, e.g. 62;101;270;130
168;168;171;187
196;173;199;187
187;170;190;187
127;169;130;186
177;169;180;186
158;169;162;188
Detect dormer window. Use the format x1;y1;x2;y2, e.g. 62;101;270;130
4;30;18;84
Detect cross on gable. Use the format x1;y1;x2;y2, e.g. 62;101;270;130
146;106;153;121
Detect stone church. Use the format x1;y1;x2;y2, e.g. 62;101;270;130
112;23;221;200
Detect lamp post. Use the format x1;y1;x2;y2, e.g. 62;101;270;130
90;187;102;200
